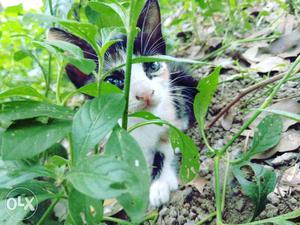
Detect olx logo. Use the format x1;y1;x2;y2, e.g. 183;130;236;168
5;187;38;220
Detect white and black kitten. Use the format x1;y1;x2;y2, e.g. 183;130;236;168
48;0;198;207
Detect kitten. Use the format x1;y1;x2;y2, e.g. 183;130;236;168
48;0;198;207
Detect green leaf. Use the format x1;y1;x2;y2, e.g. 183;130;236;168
1;120;71;160
250;114;282;155
105;127;150;222
87;2;126;28
78;82;122;97
67;155;129;199
72;93;125;163
258;109;300;122
46;40;84;58
13;50;30;61
66;56;96;74
0;101;74;121
194;67;221;128
232;163;277;218
133;55;208;65
129;112;200;183
68;188;103;225
0;86;45;101
169;128;199;182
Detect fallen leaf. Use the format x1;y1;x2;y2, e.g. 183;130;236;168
269;29;300;55
253;130;300;159
189;176;209;194
270;152;298;166
221;109;235;130
250;56;289;73
281;163;300;192
246;99;300;132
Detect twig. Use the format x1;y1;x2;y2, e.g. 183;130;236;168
206;72;285;129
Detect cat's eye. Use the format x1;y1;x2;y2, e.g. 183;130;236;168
105;71;124;89
148;62;161;73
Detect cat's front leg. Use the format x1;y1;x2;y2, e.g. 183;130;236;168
149;141;179;207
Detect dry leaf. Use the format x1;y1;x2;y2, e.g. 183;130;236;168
250;56;289;73
281;163;300;192
246;99;300;132
189;176;209;194
221;109;235;130
269;29;300;55
253;130;300;159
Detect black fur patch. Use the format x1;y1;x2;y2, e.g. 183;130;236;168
152;151;165;179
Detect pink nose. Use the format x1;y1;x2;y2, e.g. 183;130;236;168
135;90;155;106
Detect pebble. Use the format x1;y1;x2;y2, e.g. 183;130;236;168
267;192;280;205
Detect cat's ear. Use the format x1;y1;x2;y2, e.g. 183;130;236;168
135;0;166;55
47;28;97;88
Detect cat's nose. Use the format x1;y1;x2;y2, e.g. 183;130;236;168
135;90;155;106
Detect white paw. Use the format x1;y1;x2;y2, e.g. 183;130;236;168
149;175;179;207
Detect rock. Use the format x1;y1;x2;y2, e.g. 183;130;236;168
159;207;169;217
267;192;280;205
182;208;189;217
178;215;186;224
235;198;245;212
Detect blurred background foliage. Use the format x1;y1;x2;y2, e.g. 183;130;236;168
0;0;295;94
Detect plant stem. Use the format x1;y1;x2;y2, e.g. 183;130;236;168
220;56;300;156
102;216;131;225
45;53;52;97
97;56;104;96
214;156;223;225
122;1;136;130
36;197;60;225
56;61;64;105
221;152;230;211
195;211;217;225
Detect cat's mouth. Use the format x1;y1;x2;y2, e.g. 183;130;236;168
129;100;158;113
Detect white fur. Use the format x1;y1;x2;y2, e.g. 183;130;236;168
127;62;181;207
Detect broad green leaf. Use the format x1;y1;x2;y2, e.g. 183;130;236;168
68;188;103;225
78;82;122;97
46;40;84;58
1;120;71;160
0;86;45;101
249;114;282;155
259;109;300;122
194;67;221;128
0;198;32;225
130;112;200;183
67;155;130;199
234;114;283;163
169;128;199;182
66;56;96;74
88;2;126;28
133;55;208;65
105;127;150;222
72;93;125;163
0;101;74;121
13;50;30;61
232;163;277;218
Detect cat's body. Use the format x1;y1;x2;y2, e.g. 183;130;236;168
48;0;198;207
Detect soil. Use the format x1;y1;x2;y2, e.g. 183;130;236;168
143;34;300;224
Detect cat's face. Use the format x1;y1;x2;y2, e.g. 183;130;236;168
48;0;169;113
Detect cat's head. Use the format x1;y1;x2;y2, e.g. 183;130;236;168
48;0;170;113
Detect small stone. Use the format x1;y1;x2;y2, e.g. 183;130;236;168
290;197;297;204
184;221;195;225
235;198;245;211
178;215;186;224
182;208;189;217
189;212;197;220
169;208;177;218
267;193;280;205
159;207;169;217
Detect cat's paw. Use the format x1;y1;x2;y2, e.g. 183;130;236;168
149;175;179;207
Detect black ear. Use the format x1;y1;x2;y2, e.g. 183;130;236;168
48;28;97;88
135;0;166;55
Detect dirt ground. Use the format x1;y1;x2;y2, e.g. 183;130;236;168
149;75;300;224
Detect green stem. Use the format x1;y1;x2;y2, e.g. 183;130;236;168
122;1;136;130
45;53;52;97
97;56;104;96
68;133;74;165
195;211;217;225
36;197;60;225
199;127;216;153
56;61;64;105
214;156;223;225
221;153;230;211
220;56;300;156
102;216;131;225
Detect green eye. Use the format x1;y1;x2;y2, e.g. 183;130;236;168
149;62;161;72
